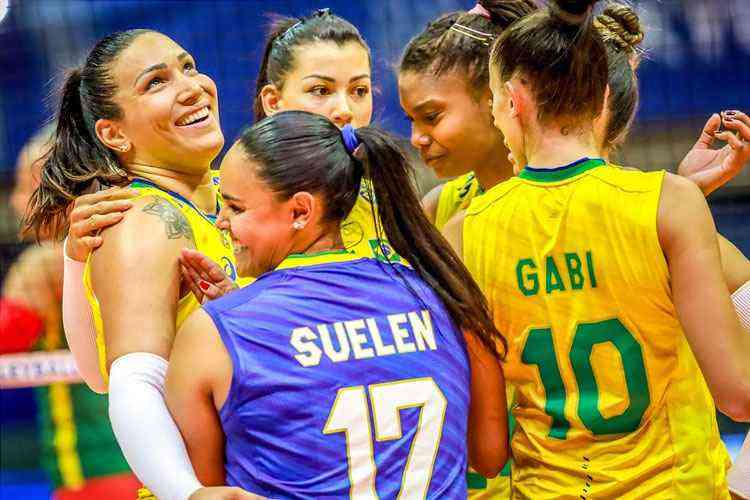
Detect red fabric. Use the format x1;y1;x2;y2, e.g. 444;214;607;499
0;298;43;354
54;473;141;500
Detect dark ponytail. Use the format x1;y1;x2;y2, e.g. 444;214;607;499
490;0;607;126
239;110;505;357
253;9;371;122
24;29;152;239
356;126;504;357
399;0;537;95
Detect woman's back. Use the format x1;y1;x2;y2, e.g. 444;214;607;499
463;160;731;498
203;252;470;499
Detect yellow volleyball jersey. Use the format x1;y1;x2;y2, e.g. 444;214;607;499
83;178;238;384
341;179;405;264
435;172;482;231
463;158;731;499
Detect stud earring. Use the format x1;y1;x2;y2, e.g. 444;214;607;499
292;221;304;230
119;144;130;152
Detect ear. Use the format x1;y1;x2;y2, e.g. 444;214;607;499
504;81;522;119
289;191;315;229
94;118;130;153
260;84;283;117
479;86;493;109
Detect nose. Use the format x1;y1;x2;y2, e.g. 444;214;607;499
177;73;203;106
330;94;354;127
410;125;431;150
216;207;230;230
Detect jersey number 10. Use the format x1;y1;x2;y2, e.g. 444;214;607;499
324;378;447;499
522;318;651;439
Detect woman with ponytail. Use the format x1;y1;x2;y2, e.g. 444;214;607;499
26;29;254;500
443;0;750;497
165;110;509;497
61;9;400;385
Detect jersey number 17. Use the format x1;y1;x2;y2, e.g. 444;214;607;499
324;377;447;499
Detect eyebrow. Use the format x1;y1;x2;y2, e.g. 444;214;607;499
413;99;443;113
134;52;191;86
221;192;241;202
302;73;371;84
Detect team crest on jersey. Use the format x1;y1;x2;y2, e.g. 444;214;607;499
369;239;401;263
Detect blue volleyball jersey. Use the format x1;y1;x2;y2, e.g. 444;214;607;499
202;251;470;499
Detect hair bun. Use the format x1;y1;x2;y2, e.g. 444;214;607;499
595;3;644;51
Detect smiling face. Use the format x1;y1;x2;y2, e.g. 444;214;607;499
101;32;224;174
264;41;372;129
398;69;503;179
216;143;298;278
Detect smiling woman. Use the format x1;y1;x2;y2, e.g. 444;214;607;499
24;29;250;500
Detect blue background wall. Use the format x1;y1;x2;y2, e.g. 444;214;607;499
1;0;749;178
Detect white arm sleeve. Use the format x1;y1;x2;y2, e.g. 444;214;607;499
732;280;750;332
62;240;107;393
109;352;203;500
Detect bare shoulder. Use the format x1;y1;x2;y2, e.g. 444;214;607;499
92;195;195;265
658;172;717;253
421;184;444;224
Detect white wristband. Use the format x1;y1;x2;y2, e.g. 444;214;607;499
109;352;202;500
732;280;750;332
62;237;107;393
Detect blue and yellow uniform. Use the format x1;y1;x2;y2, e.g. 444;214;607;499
463;158;731;499
203;251;470;498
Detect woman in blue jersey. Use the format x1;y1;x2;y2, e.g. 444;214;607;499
165;110;508;498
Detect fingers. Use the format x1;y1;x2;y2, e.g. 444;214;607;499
69;212;126;237
722;111;750;142
181;262;206;304
695;113;722;149
715;131;748;152
181;249;224;283
70;199;134;223
77;235;104;251
72;187;138;208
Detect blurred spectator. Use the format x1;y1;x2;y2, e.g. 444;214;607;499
1;126;139;500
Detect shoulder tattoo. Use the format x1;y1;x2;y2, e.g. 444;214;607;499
142;198;195;241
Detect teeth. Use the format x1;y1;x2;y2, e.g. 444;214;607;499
177;107;209;126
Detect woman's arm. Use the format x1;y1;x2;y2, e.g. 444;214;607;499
464;331;509;477
61;187;136;392
166;308;232;485
62;242;106;392
657;173;750;421
91;195;204;499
